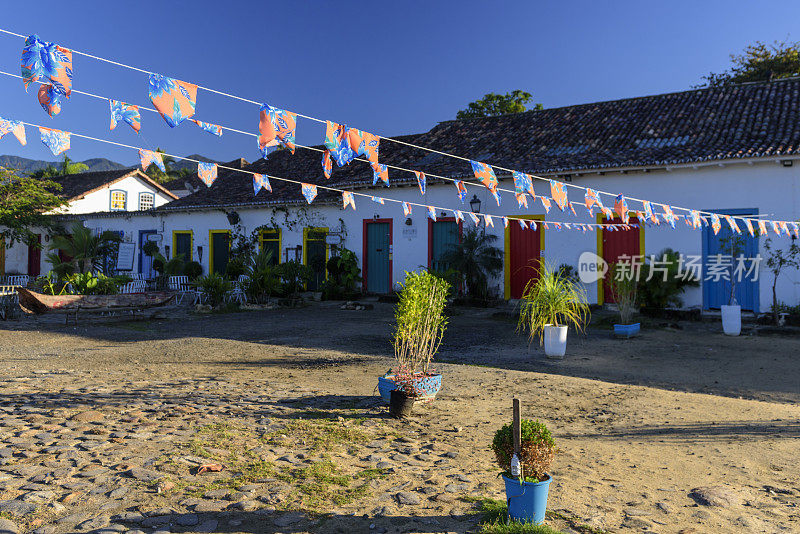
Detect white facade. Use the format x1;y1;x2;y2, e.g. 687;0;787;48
68;157;800;313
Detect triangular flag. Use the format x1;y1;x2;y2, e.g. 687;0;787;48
516;193;528;209
39;127;69;155
191;119;223;136
253;173;271;195
512;171;535;197
371;196;385;205
549;180;568;211
139;149;165;172
301;183;317;204
470;161;498;191
743;218;755;237
661;204;677;228
22;35;72;116
197;162;217;187
342;191;356;210
454;210;464;223
491;188;502;206
259;104;296;155
757;219;767;236
149;73;197;127
724;215;741;234
540;197;551;213
347;128;379;165
614;194;628;223
402;202;412;216
372;163;389;186
110;100;141;133
518;219;527;230
502;216;509;228
469;211;480;226
454;180;467;203
414;171;426;195
324;121;356;167
427;206;437;221
0;117;26;145
710;213;721;235
585;188;603;212
484;214;494;228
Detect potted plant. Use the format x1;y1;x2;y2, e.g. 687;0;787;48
492;419;556;524
764;238;800;325
378;270;449;406
720;234;745;336
608;263;639;338
517;264;589;358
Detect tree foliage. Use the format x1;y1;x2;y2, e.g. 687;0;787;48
144;147;194;184
700;40;800;87
48;222;122;274
0;168;65;245
438;227;503;299
30;155;89;179
456;90;543;119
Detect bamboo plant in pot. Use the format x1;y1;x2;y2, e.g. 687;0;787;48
492;419;557;525
517;264;589;358
720;234;745;336
608;263;639;338
379;270;449;413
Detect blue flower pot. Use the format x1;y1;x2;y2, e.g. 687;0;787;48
502;474;552;525
613;322;640;338
378;374;442;404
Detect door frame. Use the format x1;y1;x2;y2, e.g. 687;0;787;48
362;218;393;293
208;229;231;275
172;230;194;261
596;214;645;305
27;234;42;277
701;207;759;312
138;230;157;274
259;228;282;264
504;214;545;300
427;217;463;269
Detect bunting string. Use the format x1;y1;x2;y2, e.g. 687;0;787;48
0;27;795;236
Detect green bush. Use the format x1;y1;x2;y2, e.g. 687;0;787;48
245;250;281;304
225;256;247;280
637;248;699;309
197;272;232;307
275;260;313;296
323;248;362;300
184;261;203;280
492;419;556;483
517;264;589;345
65;272;130;295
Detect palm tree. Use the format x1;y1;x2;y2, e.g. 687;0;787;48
438;227;503;299
49;222;122;274
30;155;88;178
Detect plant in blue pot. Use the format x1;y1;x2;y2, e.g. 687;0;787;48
608;262;640;338
378;270;449;406
491;419;556;525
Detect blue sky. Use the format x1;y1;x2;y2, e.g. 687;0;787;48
1;0;799;166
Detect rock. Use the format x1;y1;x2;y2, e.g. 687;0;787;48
71;410;105;423
0;518;19;534
195;520;218;533
175;514;199;527
0;500;36;516
193;500;227;512
433;493;456;503
396;491;421;505
108;486;129;499
273;513;304;527
229;500;259;511
689;486;741;508
624;508;651;517
77;515;110;531
124;468;164;482
111;512;144;524
444;483;469;493
623;518;652;529
656;501;672;513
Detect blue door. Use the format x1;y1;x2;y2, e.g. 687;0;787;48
138;230;157;279
702;209;759;312
365;221;391;293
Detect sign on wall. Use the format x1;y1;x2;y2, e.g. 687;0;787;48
116;242;136;271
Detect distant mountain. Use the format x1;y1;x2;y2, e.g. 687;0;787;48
170;154;219;171
0;155;127;174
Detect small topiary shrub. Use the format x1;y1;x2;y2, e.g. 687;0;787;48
185;261;203;280
492;419;556;483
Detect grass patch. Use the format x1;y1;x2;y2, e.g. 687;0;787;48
276;458;379;510
263;419;368;452
470;497;608;534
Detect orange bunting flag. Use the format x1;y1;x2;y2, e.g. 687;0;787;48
512;171;535;197
469;211;480;226
454;210;464;223
689;210;702;229
0;117;26;145
585;188;603;213
427;206;437;221
197;162;217;187
149;74;197;128
484;214;494;228
516;192;528;209
540;197;551;213
348;128;379;165
614;194;628;223
661;204;677;228
259;105;296;155
502;217;509;228
139;149;165;172
470;161;498;191
402;202;412;216
549;180;568;211
757;219;767;236
518;219;527;230
301;183;317;204
372;163;389;186
39;127;69;155
601;206;614;220
253;173;271;195
455;180;467;203
724;215;741;234
342;191;356;210
743;218;755;237
710;214;721;235
371;196;384;205
772;221;782;236
414;171;426;195
643;201;658;224
22;35;73;117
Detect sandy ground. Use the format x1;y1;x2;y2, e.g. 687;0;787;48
0;302;798;534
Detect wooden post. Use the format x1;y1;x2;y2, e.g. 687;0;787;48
512;398;521;456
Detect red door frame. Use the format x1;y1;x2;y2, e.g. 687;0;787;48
598;215;643;304
427;216;464;268
362;218;393;293
27;234;42;277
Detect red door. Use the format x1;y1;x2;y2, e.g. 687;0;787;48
601;217;640;303
508;221;542;299
27;235;41;277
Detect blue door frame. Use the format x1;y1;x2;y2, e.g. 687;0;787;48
138;230;157;277
701;208;759;312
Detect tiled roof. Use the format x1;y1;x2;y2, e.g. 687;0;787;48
48;168;178;202
162;78;800;210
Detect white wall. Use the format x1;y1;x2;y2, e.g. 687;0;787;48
68;158;800;312
62;175;174;214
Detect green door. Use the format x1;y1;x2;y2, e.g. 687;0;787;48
175;233;192;262
305;229;328;291
366;222;391;293
430;221;459;273
212;232;229;275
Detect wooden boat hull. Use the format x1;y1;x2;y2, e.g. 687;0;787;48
17;288;175;314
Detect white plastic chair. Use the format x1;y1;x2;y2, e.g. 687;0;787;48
119;281;136;294
226;275;249;304
6;275;30;288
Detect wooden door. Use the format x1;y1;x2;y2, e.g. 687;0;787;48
508;222;542;299
27;235;41;277
600;216;641;304
364;220;392;294
702;210;759;311
428;218;461;272
211;232;230;276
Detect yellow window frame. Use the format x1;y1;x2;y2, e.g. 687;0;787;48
172;231;193;261
303;227;329;286
503;214;546;300
595;213;646;305
259;228;282;263
208;229;231;275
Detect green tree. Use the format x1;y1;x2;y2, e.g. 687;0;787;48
0;168;64;245
437;227;503;299
30;155;88;179
456;90;543;119
144;147;187;184
700;40;800;87
49;222;122;274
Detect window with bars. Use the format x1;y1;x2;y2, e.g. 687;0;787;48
139;192;155;211
110;190;127;211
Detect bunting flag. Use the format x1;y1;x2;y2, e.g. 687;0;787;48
757;219;768;236
689;210;702;229
779;221;790;237
568;201;578;217
322;151;332;179
540;197;552;213
585;188;603;213
502;216;509;228
512;171;535;197
614;194;629;223
371;196;385;204
342;191;356;210
402;202;412;216
22;35;72;116
531;219;539;230
411;170;426;195
324;121;356;167
484;214;494;228
427;206;437;221
549;180;568;211
454;210;464;223
743;218;755;237
0;117;27;145
724;215;741;234
139;149;165;172
347;128;379;165
259;104;297;155
792;223;800;238
543;222;550;230
600;206;614;219
149;74;197;128
491;188;502;206
253;173;271;195
772;221;782;236
372;163;389;186
301;183;317;204
109;100;141;133
553;222;562;231
197;162;218;187
643;201;658;224
39;127;69;155
710;213;721;235
518;219;527;230
661;204;677;228
454;180;467;203
469;211;480;226
516;192;528;209
191;119;223;137
470;161;498;191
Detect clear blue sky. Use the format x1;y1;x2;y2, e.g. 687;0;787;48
1;0;799;166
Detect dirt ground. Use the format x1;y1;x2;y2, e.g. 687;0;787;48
0;301;798;534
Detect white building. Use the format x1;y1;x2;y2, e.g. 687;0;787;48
27;79;800;312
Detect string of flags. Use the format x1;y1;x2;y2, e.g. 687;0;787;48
2;30;799;239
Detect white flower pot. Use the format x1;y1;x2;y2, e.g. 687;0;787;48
543;324;568;359
721;304;741;336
